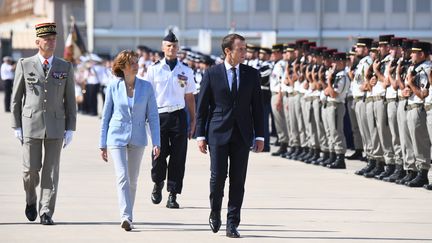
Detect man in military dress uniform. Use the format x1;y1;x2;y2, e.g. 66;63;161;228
380;37;404;180
365;35;395;179
384;39;414;182
352;38;379;176
398;41;431;187
145;31;197;208
11;23;77;225
324;52;350;169
270;44;289;157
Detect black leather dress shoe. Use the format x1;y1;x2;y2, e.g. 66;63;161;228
40;213;54;225
209;211;221;233
25;204;37;222
226;225;240;238
151;181;164;204
166;192;180;208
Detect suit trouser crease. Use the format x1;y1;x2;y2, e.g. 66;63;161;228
209;125;250;227
373;99;395;164
23;137;63;217
151;110;188;194
109;145;145;221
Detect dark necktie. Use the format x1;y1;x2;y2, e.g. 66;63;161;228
231;67;237;99
43;59;49;76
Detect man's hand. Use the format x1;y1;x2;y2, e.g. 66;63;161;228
402;87;412;97
63;130;74;148
407;72;414;85
198;140;208;154
153;146;160;160
14;128;23;144
373;59;380;73
252;140;264;153
101;148;108;162
369;76;377;86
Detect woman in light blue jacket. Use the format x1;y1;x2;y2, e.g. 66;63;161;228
100;50;160;231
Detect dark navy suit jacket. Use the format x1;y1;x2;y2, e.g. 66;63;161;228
196;63;264;147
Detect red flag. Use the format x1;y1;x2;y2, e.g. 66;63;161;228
64;20;87;63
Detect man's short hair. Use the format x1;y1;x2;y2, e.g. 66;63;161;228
221;34;245;56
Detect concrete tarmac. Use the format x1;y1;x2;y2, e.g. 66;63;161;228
1;94;432;243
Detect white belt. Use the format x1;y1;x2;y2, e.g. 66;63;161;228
158;105;184;113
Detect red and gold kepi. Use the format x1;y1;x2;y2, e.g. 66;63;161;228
35;22;57;37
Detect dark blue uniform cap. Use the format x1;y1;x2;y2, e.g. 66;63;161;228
163;31;178;42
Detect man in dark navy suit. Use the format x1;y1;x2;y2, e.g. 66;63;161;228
196;33;264;238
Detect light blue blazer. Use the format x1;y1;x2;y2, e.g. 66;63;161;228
100;77;160;148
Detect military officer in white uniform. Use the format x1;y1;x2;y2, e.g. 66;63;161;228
11;23;77;225
145;31;196;208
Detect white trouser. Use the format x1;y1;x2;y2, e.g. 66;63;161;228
109;144;145;222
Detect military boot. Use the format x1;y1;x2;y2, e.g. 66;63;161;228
383;165;406;183
300;148;315;162
294;147;309;161
287;147;302;160
312;151;329;165
406;169;429;187
321;152;336;167
327;154;346;169
305;149;320;164
355;159;376;176
396;170;417;185
364;161;384;178
375;164;396;180
271;142;288;157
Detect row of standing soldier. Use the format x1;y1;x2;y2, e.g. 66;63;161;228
244;36;432;189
